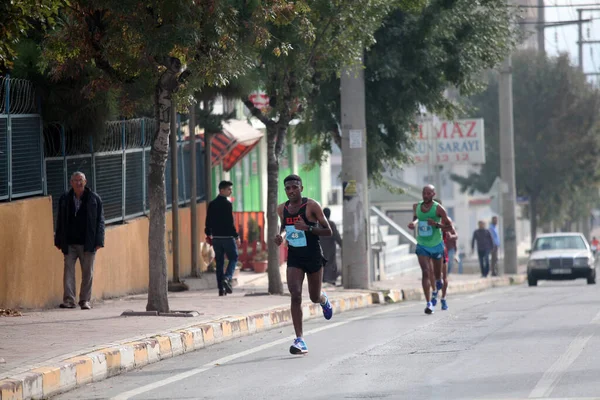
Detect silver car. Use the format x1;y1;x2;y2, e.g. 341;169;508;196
527;232;596;286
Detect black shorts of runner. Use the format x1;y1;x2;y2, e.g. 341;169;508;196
287;256;326;274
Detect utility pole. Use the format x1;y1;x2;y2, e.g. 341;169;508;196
498;55;518;275
168;103;187;291
189;103;199;277
537;0;545;53
576;8;600;74
170;104;180;283
579;9;584;71
203;100;213;205
340;57;371;289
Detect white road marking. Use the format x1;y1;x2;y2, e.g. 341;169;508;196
110;305;405;400
528;334;593;398
591;309;600;325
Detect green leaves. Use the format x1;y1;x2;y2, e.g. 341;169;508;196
0;0;67;72
298;0;517;183
454;50;600;226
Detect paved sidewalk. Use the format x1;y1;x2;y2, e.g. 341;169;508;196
0;266;526;400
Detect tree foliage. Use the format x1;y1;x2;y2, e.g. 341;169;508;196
452;50;600;235
39;0;271;312
0;0;66;73
296;0;519;184
240;0;421;294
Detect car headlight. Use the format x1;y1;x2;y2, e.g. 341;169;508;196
528;259;548;268
574;257;590;267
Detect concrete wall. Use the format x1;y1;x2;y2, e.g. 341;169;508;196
0;196;207;310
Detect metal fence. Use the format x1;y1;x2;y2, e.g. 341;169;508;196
44;117;206;225
0;76;45;201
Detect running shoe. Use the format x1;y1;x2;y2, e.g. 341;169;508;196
290;337;308;355
424;301;434;315
320;292;333;320
436;280;443;291
431;290;438;307
441;299;448;311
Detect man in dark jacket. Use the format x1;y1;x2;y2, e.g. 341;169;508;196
321;207;342;285
471;220;494;278
54;172;105;310
205;180;240;296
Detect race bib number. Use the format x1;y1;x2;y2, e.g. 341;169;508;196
285;225;307;247
418;220;433;237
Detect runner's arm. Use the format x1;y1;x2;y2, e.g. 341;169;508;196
307;201;332;236
436;204;453;229
408;204;418;229
277;204;286;235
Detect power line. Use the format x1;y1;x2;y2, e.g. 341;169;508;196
519;3;600;7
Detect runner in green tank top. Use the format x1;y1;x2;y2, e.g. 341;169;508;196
407;185;452;315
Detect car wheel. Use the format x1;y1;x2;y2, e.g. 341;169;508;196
528;274;537;287
587;270;596;285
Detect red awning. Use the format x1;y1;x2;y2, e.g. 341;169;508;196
200;119;263;171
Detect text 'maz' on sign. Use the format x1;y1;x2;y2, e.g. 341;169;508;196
411;118;485;165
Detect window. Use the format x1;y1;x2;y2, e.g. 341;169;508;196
533;236;587;251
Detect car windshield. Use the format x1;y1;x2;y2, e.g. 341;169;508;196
533;236;587;251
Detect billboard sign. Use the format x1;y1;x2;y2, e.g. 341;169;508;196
411;118;485;165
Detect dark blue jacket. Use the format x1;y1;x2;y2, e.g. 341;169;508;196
54;187;105;254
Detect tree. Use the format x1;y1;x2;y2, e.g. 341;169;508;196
0;0;66;73
240;0;417;294
452;50;600;238
296;0;518;184
42;0;264;312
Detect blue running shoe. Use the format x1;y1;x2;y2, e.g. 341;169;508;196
431;291;438;307
290;337;308;355
441;299;448;311
436;280;443;291
320;292;333;320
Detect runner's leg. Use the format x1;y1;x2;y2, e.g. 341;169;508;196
430;259;438;306
287;266;305;338
442;261;448;298
306;267;324;304
307;265;333;320
418;255;433;302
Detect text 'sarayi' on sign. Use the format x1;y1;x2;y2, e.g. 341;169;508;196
411;118;485;165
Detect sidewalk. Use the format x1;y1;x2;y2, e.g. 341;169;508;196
0;266;526;400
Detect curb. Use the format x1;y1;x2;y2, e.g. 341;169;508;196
0;275;525;400
0;292;375;400
381;274;526;303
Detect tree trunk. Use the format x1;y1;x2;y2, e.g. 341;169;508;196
266;123;284;294
146;61;180;312
529;194;538;245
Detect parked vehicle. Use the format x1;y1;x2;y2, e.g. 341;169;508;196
526;232;596;286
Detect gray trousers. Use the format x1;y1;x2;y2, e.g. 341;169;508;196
63;245;95;305
491;246;499;276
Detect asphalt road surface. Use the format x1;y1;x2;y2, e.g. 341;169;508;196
54;280;600;400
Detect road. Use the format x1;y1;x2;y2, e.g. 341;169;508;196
54;280;600;400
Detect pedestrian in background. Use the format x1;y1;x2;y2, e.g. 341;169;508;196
54;172;105;310
205;180;240;296
489;216;501;276
471;220;494;278
321;207;342;285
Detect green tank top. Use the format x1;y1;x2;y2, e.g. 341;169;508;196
415;201;442;247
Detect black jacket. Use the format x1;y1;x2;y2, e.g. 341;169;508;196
205;195;238;238
54;187;105;254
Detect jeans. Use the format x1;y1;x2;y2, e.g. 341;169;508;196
478;249;490;277
213;237;238;291
447;248;456;274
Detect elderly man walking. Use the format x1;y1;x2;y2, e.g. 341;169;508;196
54;172;105;310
